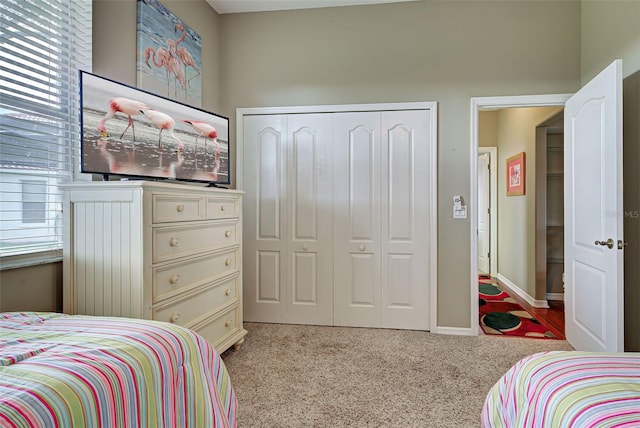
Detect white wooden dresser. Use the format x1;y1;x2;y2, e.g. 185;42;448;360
62;181;246;353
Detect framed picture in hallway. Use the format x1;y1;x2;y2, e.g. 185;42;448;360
506;152;525;196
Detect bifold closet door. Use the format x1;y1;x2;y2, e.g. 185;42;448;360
333;112;382;327
285;114;333;325
243;114;333;325
380;110;430;330
333;110;431;330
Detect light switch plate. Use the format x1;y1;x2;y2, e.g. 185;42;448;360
453;206;467;219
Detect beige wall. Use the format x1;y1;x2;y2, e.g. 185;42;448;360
478;111;498;149
581;0;640;84
623;71;640;351
0;263;62;312
220;0;581;328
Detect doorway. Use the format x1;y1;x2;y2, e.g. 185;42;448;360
469;94;571;337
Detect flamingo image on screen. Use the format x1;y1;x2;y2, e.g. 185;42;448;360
80;71;229;185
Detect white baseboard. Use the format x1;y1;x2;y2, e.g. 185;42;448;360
435;326;475;336
546;293;564;302
496;273;550;309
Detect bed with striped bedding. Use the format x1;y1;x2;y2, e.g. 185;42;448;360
0;312;236;427
482;351;640;427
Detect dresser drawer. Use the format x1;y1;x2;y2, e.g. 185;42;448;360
153;250;239;302
195;307;239;347
207;198;239;220
153;195;205;223
153;276;239;327
153;221;239;263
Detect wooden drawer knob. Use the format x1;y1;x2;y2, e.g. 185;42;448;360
220;205;226;211
225;258;232;267
170;237;180;247
169;274;181;284
170;312;181;323
176;204;185;212
225;230;232;238
225;319;232;327
225;288;232;296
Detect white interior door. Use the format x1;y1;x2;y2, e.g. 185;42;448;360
564;59;624;352
380;110;431;330
243;115;288;323
333;112;382;327
477;152;491;275
286;114;333;325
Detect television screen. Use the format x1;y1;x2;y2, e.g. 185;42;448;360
80;71;230;185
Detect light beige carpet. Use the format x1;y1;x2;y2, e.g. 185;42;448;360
221;322;573;427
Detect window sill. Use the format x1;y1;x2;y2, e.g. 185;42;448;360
0;250;63;271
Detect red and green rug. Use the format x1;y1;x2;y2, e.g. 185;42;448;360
479;282;557;339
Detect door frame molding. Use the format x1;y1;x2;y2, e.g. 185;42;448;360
237;101;439;331
469;94;571;335
478;147;497;278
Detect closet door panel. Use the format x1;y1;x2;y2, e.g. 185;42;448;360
287;114;333;325
381;110;431;330
243;115;288;323
333;112;381;328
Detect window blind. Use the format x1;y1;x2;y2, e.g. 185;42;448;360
0;0;91;260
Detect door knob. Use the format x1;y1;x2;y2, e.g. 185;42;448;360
595;238;614;249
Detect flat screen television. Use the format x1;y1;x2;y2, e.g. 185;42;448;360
80;71;230;186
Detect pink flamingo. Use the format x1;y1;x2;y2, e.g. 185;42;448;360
176;47;200;88
213;144;221;177
171;23;200;87
139;108;183;150
145;46;185;98
182;120;217;154
97;97;149;141
173;23;186;47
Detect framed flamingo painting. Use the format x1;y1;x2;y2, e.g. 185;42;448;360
80;71;230;186
136;0;202;107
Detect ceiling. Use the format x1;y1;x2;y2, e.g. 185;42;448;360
206;0;419;14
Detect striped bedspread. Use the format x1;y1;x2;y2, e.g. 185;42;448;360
482;351;640;428
0;312;236;427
